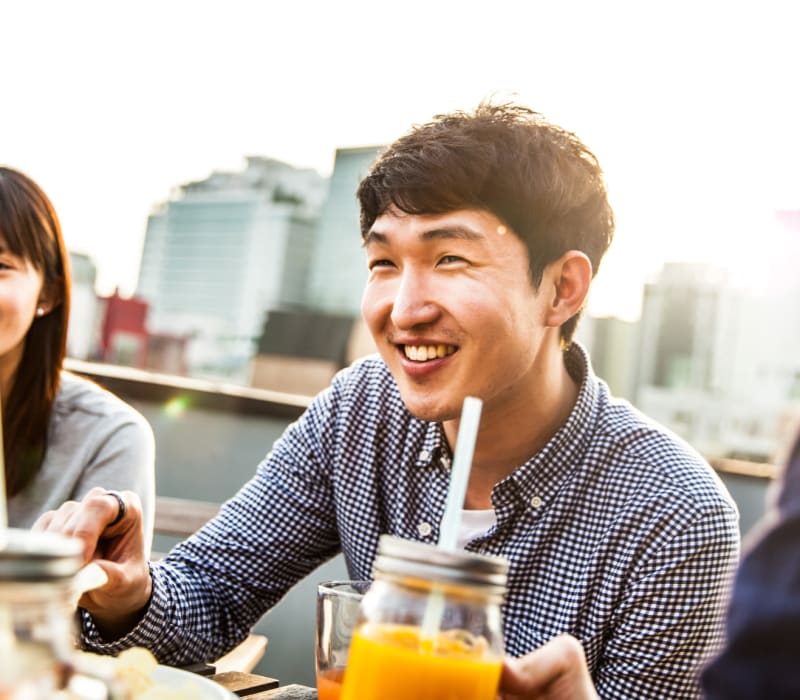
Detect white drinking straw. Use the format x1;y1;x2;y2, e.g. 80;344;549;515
420;396;483;644
437;397;483;551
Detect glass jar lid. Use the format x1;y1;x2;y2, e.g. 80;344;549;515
373;535;509;593
0;528;83;581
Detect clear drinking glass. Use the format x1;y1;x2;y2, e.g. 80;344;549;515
315;580;370;700
0;528;84;699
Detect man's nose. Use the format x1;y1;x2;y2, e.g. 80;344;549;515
390;270;440;329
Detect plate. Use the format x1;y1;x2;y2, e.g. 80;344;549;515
151;665;238;699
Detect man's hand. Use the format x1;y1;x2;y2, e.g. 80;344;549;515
33;487;153;640
498;634;600;700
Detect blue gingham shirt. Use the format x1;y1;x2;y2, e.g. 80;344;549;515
83;343;740;699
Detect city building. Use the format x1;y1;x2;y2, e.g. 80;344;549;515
633;255;800;462
250;309;355;396
247;146;383;394
95;290;190;374
67;251;100;360
634;262;734;393
97;290;149;367
136;157;327;380
576;315;638;401
304;145;384;315
633;262;742;456
730;209;800;455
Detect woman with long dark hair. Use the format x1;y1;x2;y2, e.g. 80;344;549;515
0;166;154;540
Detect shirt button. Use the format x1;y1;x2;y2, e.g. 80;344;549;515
418;450;430;461
530;495;543;509
441;456;451;468
418;522;433;537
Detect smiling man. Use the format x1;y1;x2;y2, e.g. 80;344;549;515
360;206;583;510
36;103;739;699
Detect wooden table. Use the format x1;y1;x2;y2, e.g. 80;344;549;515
210;671;317;698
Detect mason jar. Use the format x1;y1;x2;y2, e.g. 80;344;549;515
0;528;84;699
340;535;509;700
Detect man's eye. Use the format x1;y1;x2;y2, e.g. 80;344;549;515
368;259;394;270
438;255;466;265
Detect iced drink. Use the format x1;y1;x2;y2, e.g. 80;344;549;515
316;667;345;700
340;622;502;700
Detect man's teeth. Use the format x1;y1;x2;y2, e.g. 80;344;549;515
404;344;456;361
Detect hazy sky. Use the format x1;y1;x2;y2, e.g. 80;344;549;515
3;0;798;320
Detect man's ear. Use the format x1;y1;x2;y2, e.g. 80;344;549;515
543;251;592;328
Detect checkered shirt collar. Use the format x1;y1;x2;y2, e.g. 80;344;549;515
411;342;598;511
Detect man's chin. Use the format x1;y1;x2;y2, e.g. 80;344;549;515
399;394;460;424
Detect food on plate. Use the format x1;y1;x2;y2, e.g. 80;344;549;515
69;647;196;699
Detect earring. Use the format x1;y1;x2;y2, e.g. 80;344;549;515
36;307;45;317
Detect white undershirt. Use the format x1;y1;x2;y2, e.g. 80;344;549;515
456;508;497;550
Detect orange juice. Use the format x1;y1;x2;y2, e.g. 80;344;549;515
340;623;502;700
316;668;345;700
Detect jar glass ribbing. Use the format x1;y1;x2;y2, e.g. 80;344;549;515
341;535;509;700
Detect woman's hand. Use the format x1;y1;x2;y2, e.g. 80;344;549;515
33;487;153;640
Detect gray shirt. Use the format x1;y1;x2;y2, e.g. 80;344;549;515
7;371;155;544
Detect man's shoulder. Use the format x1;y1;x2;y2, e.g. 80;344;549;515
594;394;697;458
592;390;736;512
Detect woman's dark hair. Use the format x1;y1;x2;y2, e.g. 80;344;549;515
357;102;615;343
0;167;70;496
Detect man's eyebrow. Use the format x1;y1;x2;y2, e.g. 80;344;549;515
363;230;387;247
420;226;485;242
363;225;485;247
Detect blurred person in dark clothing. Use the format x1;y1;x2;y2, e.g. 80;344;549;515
701;428;800;699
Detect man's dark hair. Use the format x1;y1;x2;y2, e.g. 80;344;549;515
356;101;615;343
